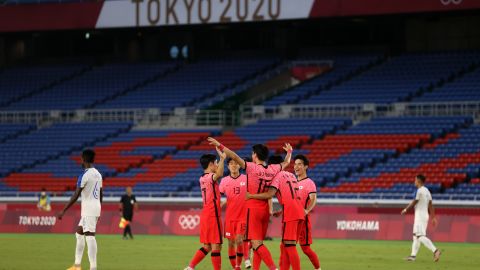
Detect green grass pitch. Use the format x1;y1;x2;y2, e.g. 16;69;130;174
0;233;478;270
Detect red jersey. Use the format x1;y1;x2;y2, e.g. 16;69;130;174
219;174;247;221
199;173;221;217
245;161;282;208
297;177;317;210
270;171;304;222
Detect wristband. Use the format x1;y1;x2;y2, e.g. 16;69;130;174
287;149;293;154
219;144;225;151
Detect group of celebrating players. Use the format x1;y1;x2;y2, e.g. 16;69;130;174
184;137;321;270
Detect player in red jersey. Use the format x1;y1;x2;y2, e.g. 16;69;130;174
247;155;305;270
208;137;293;270
220;158;250;269
294;154;321;270
184;148;226;270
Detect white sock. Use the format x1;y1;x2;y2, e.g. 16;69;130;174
411;236;420;257
419;236;437;253
85;236;97;270
75;233;85;265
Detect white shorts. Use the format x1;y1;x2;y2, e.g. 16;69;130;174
413;219;428;236
78;216;99;233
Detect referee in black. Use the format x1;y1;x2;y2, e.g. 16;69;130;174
120;186;138;239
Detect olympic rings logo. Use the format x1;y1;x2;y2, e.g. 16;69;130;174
440;0;462;5
178;214;200;230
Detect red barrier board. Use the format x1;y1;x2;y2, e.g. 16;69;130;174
1;204;479;243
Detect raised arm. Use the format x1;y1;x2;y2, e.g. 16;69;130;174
246;187;276;200
58;187;82;220
208;137;246;169
213;147;226;181
280;143;293;170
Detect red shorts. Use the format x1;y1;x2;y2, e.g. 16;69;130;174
224;219;246;239
245;207;270;241
282;219;302;242
298;215;312;245
200;215;223;244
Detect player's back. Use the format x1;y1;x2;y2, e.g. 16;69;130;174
79;167;102;217
199;173;221;217
271;171;304;222
414;186;432;220
297;177;317;209
220;174;247;221
245;161;282;208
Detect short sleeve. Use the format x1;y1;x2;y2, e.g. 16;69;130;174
219;179;226;194
80;174;88;188
415;189;422;200
245;161;254;175
120;196;124;203
133;195;137;203
309;181;317;194
427;190;432;201
270;175;280;190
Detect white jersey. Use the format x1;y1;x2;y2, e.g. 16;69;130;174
77;167;102;217
414;186;432;221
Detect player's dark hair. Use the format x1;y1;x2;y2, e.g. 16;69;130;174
294;154;309;167
200;154;217;169
416;174;426;183
82;149;95;163
252;144;269;161
267;155;283;165
226;158;234;165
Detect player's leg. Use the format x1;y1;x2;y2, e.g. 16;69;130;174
299;218;320;269
185;244;211;270
83;217;99;270
127;215;134;239
243;240;252;269
234;233;244;269
249;209;276;270
211;243;222;270
282;221;301;270
227;238;237;269
406;234;421;261
225;220;237;269
67;225;85;270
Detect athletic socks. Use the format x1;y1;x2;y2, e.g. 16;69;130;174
74;233;85;266
85;236;97;270
228;247;236;268
211;250;221;270
284;244;300;270
411;236;421;257
189;247;209;268
255;244;277;270
419;236;437;253
279;243;290;270
301;245;320;269
236;243;244;267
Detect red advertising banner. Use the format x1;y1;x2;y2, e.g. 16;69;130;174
1;204;479;243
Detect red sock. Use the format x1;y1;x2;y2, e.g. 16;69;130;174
279;243;290;270
244;241;251;260
253;249;261;270
228;247;236;268
256;244;277;270
285;244;300;270
211;250;221;270
301;245;320;269
189;247;209;268
236;242;244;267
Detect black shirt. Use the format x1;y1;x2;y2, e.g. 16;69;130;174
120;194;137;216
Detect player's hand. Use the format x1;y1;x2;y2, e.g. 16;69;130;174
216;147;226;160
272;210;282;217
304;209;309;216
401;208;407;215
432;217;438;228
57;210;65;220
283;143;293;153
207;137;221;147
245;192;251;200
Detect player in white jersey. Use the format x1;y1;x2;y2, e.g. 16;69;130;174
401;174;441;262
58;149;103;270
